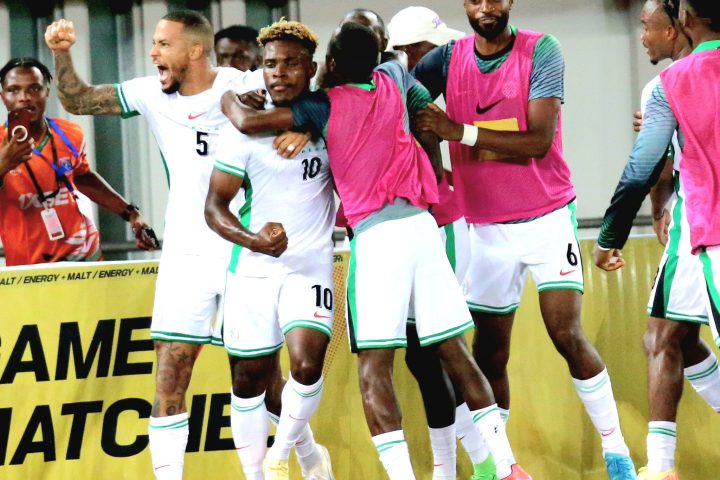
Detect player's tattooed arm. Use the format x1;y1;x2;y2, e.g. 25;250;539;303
46;19;122;116
221;90;293;134
54;52;121;115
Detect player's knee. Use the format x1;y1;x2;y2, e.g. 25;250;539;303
549;326;586;358
644;329;682;360
644;320;684;359
290;358;323;385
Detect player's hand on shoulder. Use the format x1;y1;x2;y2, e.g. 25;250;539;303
592;244;625;272
251;222;288;257
274;131;310;159
238;89;266;111
45;19;77;52
633;111;643;133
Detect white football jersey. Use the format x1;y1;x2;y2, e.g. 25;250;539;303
116;67;265;258
214;122;334;277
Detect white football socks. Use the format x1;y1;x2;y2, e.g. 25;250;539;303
685;353;720;412
428;425;456;479
647;421;676;472
148;413;189;480
230;392;268;480
573;368;629;455
269;374;324;460
372;430;416;479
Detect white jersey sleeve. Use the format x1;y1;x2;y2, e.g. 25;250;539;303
214;123;251;179
229;68;266;94
115;75;158;118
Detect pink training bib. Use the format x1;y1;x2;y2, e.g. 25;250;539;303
327;70;439;228
446;31;575;224
661;49;720;253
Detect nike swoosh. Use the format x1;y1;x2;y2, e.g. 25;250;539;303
188;112;206;120
154;465;171;470
559;269;577;276
314;312;331;319
476;99;503;114
601;428;616;437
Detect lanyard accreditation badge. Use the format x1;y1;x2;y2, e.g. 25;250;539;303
25;118;80;241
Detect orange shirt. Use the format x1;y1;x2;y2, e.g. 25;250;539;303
0;118;100;266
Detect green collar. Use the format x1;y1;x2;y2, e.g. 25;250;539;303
36;127;52;151
693;39;720;53
347;80;375;91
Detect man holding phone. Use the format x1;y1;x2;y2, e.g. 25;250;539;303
0;57;156;266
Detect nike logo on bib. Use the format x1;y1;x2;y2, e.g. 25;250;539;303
559;269;577;276
476;99;502;114
314;312;331;319
188;112;206;120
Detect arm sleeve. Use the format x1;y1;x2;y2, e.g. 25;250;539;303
213;123;249;179
229;68;266;95
597;82;678;248
115;76;156;119
529;34;564;101
290;91;331;139
406;81;433;115
411;42;454;100
375;61;432;114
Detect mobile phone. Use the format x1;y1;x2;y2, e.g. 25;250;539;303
141;227;160;249
7;108;33;142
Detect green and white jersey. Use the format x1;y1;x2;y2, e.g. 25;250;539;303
641;72;691;257
115;67;265;258
214;122;334;277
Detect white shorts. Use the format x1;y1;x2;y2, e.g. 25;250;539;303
222;262;334;358
347;211;473;351
151;253;227;345
699;247;720;348
464;202;583;315
408;216;471;321
440;216;471;285
647;252;708;324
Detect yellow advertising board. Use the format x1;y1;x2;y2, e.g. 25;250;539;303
1;241;719;479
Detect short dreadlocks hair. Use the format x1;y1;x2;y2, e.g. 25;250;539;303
257;19;319;56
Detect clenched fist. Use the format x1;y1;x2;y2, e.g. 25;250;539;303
45;19;77;52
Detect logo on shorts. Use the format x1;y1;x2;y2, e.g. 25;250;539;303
313;311;331;319
559;269;577;276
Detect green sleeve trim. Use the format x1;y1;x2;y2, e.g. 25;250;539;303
213;160;246;178
407;82;433;115
115;83;140;119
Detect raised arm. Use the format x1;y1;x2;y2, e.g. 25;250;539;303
45;19;122;115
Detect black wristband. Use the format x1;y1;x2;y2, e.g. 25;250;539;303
120;203;139;222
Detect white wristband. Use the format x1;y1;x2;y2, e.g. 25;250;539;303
460;124;479;146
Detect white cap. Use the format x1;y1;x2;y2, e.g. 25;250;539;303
387;6;465;50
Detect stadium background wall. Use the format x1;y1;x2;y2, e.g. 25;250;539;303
0;238;718;479
0;0;671;261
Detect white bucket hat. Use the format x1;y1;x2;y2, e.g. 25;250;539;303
387;6;466;50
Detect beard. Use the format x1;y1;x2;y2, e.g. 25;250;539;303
162;79;181;94
470;13;510;41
